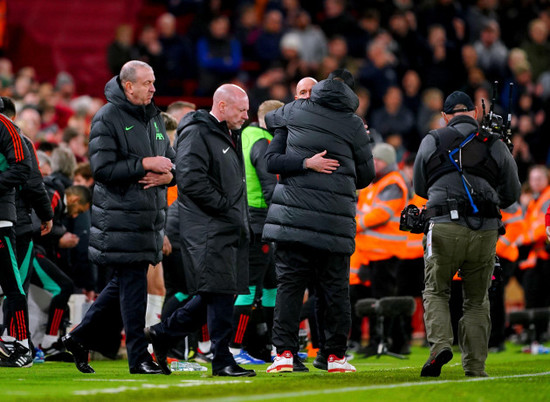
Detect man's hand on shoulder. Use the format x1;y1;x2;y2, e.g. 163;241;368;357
142;156;173;174
305;150;340;174
139;171;174;189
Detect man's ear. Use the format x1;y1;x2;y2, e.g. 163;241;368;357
441;111;450;124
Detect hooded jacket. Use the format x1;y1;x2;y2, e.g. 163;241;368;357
88;76;175;266
262;79;375;255
175;109;249;295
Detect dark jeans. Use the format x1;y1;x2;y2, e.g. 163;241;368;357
272;243;351;357
71;263;149;369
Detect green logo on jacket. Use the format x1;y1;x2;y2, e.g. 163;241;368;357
125;125;134;131
153;122;164;140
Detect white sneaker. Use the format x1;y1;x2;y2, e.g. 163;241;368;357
266;350;293;373
327;354;356;373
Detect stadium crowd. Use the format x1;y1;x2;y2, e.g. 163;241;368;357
0;0;549;374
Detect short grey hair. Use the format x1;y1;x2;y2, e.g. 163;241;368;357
51;144;77;179
120;60;152;84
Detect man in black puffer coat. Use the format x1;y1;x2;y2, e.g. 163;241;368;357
146;84;256;377
63;61;175;375
263;69;375;373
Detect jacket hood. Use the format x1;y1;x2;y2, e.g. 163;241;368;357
104;76;160;122
177;109;229;137
310;79;359;113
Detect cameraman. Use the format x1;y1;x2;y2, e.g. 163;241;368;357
413;91;520;378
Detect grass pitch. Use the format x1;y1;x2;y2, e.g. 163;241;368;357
1;343;549;401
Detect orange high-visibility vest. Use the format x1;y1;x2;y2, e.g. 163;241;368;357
496;203;526;263
524;186;550;262
355;170;409;261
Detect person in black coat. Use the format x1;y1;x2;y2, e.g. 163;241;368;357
146;84;256;377
263;69;375;373
63;60;176;375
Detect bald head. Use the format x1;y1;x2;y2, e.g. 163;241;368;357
295;77;317;99
212;84;249;130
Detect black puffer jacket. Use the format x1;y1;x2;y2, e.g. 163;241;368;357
16;135;53;237
263;79;375;255
176;110;249;295
88;76;175;266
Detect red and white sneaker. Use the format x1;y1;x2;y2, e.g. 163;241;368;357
327;354;356;373
266;350;293;373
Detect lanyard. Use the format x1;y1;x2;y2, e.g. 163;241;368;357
448;132;479;214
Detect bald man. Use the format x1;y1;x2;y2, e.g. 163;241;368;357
295;77;317;100
145;84;256;377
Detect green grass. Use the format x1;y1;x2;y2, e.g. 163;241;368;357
1;343;549;401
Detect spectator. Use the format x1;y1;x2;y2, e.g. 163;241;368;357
357;35;399;109
320;0;359;48
370;86;415;154
422;24;462;95
255;9;285;70
289;10;328;73
473;20;508;83
107;24;136;76
73;162;94;190
196;15;242;96
520;18;550;82
235;4;262;62
134;25;164;76
326;35;360;76
61;127;88;164
166;101;196;126
156;13;195;95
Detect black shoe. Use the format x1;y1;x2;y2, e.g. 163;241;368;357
213;365;256;377
420;348;453;377
0;342;33;368
62;334;95;373
144;326;171;375
312;352;327;371
293;355;309;372
130;360;163;374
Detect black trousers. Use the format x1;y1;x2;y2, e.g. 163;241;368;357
70;263;149;369
272;243;350;357
0;226;30;340
152;292;236;373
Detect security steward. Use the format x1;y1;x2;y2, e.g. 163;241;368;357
413;91;520;378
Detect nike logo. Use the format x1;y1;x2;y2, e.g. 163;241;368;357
125;125;134;131
223;147;230;154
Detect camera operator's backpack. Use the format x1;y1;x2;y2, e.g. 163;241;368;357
425;126;499;188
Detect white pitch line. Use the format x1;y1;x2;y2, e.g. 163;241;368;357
72;380;252;396
186;371;550;402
